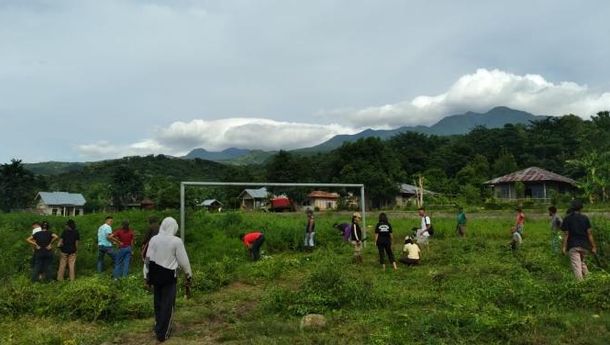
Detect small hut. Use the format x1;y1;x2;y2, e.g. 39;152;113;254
35;192;86;216
238;187;268;210
485;167;577;200
305;191;340;210
201;199;223;212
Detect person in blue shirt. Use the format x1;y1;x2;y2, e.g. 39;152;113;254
97;216;118;273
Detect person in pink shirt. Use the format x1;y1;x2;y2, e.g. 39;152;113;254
241;231;265;261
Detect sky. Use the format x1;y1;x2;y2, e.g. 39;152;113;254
1;0;610;163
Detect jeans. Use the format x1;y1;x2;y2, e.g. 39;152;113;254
113;246;132;278
251;235;265;261
304;232;315;248
97;245;116;273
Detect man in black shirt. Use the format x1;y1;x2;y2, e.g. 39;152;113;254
561;200;597;281
26;221;59;282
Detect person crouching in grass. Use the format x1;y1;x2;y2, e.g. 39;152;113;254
241;231;265;261
399;236;420;266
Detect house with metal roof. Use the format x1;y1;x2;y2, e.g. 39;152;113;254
395;183;436;207
305;191;340;210
484;167;577;200
35;192;86;216
238;187;268;210
200;199;223;212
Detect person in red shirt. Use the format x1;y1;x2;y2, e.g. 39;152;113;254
113;220;135;278
240;232;265;261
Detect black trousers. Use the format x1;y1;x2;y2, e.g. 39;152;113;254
251;235;265;261
32;250;53;282
376;240;395;264
154;280;177;342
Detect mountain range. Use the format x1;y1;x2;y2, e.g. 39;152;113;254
184;106;546;163
25;106;545;174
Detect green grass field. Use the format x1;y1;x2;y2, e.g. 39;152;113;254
1;209;609;345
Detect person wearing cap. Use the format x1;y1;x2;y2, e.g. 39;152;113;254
113;219;135;278
304;209;316;251
399;236;421;266
241;231;265;261
350;212;363;263
561;200;597;281
144;217;193;343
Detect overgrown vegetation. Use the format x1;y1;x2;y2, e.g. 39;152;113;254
1;210;609;344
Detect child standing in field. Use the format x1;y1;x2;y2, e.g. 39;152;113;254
549;206;562;254
399;236;421;266
456;207;467;237
304;209;315;251
375;213;397;271
510;208;525;250
350;212;363;263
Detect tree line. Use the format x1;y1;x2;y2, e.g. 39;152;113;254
1;111;609;212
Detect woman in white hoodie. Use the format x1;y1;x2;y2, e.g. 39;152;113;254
144;217;192;343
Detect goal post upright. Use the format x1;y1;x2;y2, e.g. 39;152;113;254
179;181;366;241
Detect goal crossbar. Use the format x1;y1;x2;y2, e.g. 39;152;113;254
180;181;366;240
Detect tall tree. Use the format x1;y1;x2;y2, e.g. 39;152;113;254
110;165;144;210
0;159;37;212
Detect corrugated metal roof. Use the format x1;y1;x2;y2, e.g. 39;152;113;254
201;199;222;206
239;187;268;199
37;192;86;206
485;167;577;185
399;184;436;195
307;191;340;199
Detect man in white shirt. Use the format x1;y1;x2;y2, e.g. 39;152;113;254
416;207;431;245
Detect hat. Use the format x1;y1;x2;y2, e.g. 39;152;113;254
352;212;362;219
404;235;412;241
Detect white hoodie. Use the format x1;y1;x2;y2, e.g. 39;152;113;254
144;217;192;278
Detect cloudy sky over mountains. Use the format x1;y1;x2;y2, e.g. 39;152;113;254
1;0;610;162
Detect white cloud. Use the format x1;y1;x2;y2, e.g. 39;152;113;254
335;68;610;128
77;118;356;160
77;68;610;161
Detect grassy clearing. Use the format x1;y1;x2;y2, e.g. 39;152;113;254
1;209;609;344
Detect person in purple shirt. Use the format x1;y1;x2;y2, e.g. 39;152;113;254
333;222;351;242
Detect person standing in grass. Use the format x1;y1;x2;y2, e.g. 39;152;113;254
241;231;265;261
304;209;315;251
375;213;397;270
57;219;80;281
350;212;363;263
29;221;42;273
113;220;135;278
26;221;58;282
510;208;525;250
456;207;467;237
561;200;597;281
416;207;432;245
549;206;562;254
399;236;421;266
97;216;117;273
144;216;192;343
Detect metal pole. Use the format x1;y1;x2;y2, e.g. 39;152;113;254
180;182;185;240
360;185;366;240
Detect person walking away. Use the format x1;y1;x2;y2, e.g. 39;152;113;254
456;207;467;237
416;207;432;245
375;213;397;270
97;216;117;273
144;217;192;343
304;209;315;251
113;220;135;278
350;212;363;263
241;231;265;261
399;236;421;266
549;206;562;254
57;219;80;281
333;222;351;242
561;200;597;281
26;221;58;282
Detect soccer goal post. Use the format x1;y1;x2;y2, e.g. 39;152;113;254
179;181;366;241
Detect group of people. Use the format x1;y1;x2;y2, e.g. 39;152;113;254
26;219;79;282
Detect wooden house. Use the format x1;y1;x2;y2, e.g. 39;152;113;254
485;167;577;200
35;192;86;216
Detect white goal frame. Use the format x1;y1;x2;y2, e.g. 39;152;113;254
179;181;366;240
